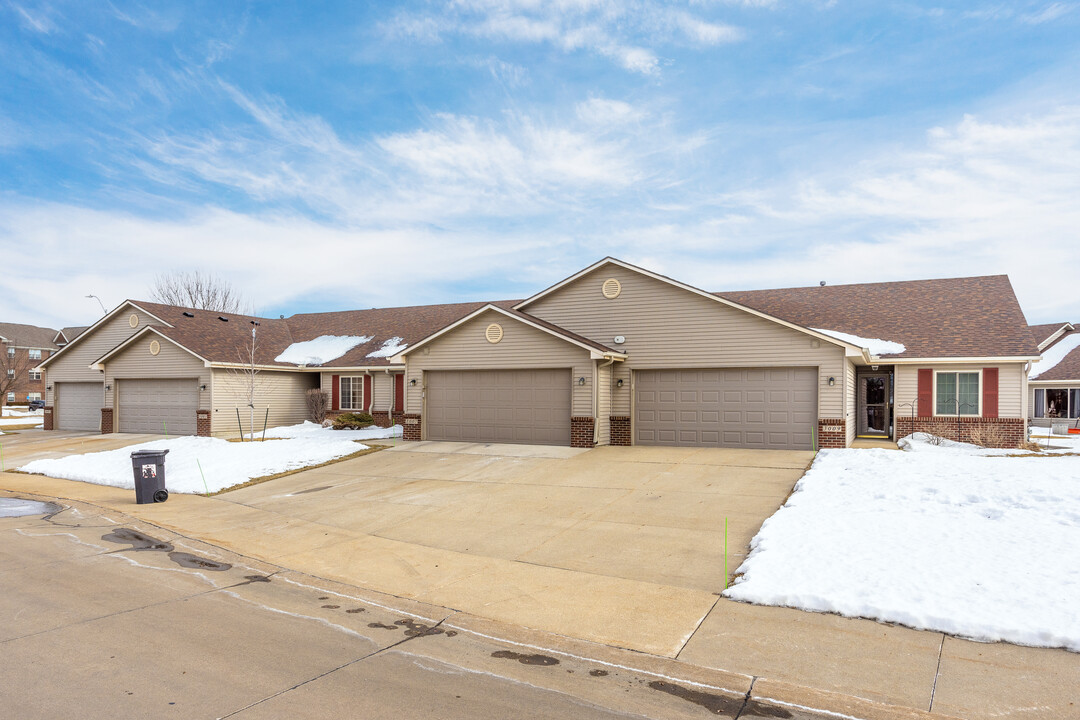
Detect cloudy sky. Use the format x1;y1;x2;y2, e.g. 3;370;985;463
2;1;1078;328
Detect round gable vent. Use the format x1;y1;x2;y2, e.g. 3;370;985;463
149;340;161;356
485;323;503;344
129;314;139;328
601;278;621;299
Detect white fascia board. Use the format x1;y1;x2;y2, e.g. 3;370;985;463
889;356;1041;364
512;257;861;354
299;365;405;372
1037;324;1076;351
39;300;173;368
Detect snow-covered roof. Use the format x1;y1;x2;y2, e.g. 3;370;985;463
1030;332;1080;380
365;337;407;359
275;335;372;366
812;328;906;356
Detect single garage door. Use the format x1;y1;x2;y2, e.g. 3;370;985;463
55;382;103;431
426;369;572;446
118;378;198;435
635;367;817;450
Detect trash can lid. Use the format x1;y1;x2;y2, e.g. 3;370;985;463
130;448;170;458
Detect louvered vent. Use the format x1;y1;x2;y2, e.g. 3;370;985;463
485;323;503;344
149;340;161;356
601;278;621;299
129;314;139;328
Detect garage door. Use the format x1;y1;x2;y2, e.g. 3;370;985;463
55;382;103;431
426;369;571;446
118;379;198;435
635;368;817;450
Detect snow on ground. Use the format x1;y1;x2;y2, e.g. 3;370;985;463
18;422;402;494
0;416;43;428
274;335;372;365
726;435;1080;651
812;328;906;355
2;407;43;418
1030;332;1080;379
366;336;407;358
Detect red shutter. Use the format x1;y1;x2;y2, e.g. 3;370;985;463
331;375;340;411
982;367;999;418
394;374;404;413
363;375;372;411
917;369;933;417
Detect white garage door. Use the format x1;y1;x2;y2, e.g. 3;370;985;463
426;369;572;446
55;382;103;431
635;367;817;450
118;379;198;435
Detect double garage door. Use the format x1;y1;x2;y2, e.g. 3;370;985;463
425;369;571;446
117;379;198;435
635;367;817;450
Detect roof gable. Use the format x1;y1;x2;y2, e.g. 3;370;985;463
0;322;60;350
1030;322;1075;350
1029;328;1080;381
91;326;209;368
39;301;171;368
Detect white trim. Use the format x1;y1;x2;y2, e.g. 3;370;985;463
933;369;982;417
1037;323;1075;351
393;304;628;362
39;300;174;369
889;356;1040;364
510;257;862;354
338;375;366;411
90;326;210;369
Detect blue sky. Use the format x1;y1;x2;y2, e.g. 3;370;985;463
2;1;1078;328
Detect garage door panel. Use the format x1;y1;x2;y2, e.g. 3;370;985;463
56;382;103;431
426;369;571;446
635;367;817;450
118;379;198;436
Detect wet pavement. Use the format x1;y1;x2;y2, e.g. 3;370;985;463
0;494;833;720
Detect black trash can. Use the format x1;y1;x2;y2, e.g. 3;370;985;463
130;449;170;504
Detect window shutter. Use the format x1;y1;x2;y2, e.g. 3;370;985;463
982;367;998;418
394;374;404;413
331;375;340;411
364;375;372;411
917;369;933;417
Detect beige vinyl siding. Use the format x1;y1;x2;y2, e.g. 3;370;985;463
104;336;210;412
611;362;631;416
844;359;857;445
895;363;1026;419
45;307;162;405
596;361;612;446
524;265;847;419
211;368;317;437
405;309;593;417
372;372;392;412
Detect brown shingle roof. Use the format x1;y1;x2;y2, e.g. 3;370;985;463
718;275;1040;359
1029;327;1080;382
0;322;59;350
1029;322;1074;346
58;326;89;343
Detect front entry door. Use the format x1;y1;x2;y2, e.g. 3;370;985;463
857;374;891;437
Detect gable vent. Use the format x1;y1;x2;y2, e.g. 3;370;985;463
601;278;621;299
485;323;503;344
149;340;161;356
128;314;139;328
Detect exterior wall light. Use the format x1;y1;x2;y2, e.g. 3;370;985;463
827;377;836;386
410;378;418;386
200;384;208;391
105;384;111;391
616;378;624;388
577;377;586;386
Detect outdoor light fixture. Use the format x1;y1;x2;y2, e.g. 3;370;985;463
105;384;111;391
871;365;879;371
616;378;624;388
200;384;207;391
46;384;52;391
828;377;836;386
577;377;586;386
410;378;418;386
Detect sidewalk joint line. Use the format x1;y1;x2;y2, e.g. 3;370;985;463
734;676;757;719
674;593;721;660
928;632;945;711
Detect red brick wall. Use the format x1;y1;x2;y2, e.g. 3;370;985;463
371;410;391;428
896;416;1025;449
197;410;212;437
610;416;631;446
571;416;595;448
43;406;53;430
402;413;422;441
817;418;846;449
100;407;114;434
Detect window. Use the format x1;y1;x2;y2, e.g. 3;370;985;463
6;392;13;402
936;371;980;416
27;392;41;401
29;370;41;381
6;347;13;357
6;369;12;378
339;376;363;410
1034;388;1080;419
28;349;41;360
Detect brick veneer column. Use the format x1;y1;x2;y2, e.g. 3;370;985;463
43;406;54;430
402;413;422;441
817;418;846;449
100;408;114;434
609;416;631;446
371;410;391;428
896;416;1025;449
570;416;595;448
196;410;212;437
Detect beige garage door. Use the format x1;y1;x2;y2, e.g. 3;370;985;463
118;379;198;435
55;382;103;431
635;367;817;450
426;369;572;446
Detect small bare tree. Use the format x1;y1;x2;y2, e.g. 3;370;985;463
151;270;248;313
223;320;274;440
306;389;330;424
0;346;33;408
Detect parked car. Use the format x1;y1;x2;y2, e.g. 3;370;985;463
28;398;45;410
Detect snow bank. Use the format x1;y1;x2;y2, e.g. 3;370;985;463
812;328;906;355
366;336;407;358
726;446;1080;651
275;335;372;365
0;416;44;428
1030;333;1080;379
17;423;400;494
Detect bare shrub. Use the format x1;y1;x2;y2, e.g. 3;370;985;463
968;423;1010;449
306;389;330;423
918;418;955;446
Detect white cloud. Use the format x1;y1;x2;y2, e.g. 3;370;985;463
10;2;58;34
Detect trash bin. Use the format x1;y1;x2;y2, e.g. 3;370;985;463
130;449;170;504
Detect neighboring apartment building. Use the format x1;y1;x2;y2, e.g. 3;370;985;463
0;322;58;407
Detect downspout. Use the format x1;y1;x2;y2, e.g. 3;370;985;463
595;356;616;445
364;370;371;413
385;368;394;422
